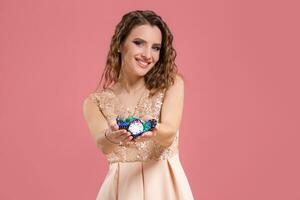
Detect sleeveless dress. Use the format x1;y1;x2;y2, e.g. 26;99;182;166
89;88;194;200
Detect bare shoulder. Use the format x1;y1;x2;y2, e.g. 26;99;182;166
82;89;106;109
82;93;99;120
82;93;97;107
166;74;184;94
174;74;184;88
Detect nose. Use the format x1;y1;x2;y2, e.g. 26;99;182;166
142;47;152;60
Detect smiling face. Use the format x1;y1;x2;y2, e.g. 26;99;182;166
119;24;162;78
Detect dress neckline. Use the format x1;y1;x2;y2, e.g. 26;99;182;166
105;87;150;116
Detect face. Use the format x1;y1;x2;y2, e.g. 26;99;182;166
119;24;162;78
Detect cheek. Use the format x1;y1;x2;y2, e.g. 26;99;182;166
153;52;160;63
121;44;135;57
121;51;133;64
127;44;142;55
123;50;139;63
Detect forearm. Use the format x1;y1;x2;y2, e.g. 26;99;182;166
95;129;117;154
152;122;177;147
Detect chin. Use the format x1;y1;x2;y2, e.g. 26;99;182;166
134;71;149;77
135;66;154;77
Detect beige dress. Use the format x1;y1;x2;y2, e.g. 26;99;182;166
89;88;194;200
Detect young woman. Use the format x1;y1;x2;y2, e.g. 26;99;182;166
83;10;194;200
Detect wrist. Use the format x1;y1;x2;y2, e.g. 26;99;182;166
104;129;120;145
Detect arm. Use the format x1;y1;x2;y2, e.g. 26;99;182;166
82;95;115;154
82;95;131;154
152;74;185;147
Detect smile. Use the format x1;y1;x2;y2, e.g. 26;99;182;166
135;58;151;68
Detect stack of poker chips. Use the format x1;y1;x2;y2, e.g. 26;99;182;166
116;116;157;139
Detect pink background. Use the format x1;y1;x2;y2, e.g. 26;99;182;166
1;0;299;199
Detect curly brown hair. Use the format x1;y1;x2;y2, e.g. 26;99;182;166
95;10;178;94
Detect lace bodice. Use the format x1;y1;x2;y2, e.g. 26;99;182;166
89;88;179;163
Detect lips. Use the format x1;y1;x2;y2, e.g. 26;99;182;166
135;58;151;69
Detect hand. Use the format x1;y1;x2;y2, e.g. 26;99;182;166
134;125;159;142
134;115;159;142
105;120;133;145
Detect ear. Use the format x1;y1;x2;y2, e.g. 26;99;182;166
117;44;121;52
118;43;125;53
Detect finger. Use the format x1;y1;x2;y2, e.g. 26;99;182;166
139;131;153;139
151;128;158;135
124;135;133;142
117;131;131;140
153;124;159;131
112;124;119;131
144;131;154;136
116;129;130;140
150;129;158;135
152;130;157;136
135;134;148;142
110;129;127;138
134;136;141;142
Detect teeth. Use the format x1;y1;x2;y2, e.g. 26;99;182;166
137;59;148;67
140;61;147;65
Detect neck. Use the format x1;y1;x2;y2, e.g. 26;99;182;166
117;70;146;94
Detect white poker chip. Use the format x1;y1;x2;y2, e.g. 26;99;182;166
127;120;144;136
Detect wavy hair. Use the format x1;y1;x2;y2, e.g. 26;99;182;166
95;10;178;94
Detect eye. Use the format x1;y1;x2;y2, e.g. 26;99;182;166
153;46;161;51
133;40;143;46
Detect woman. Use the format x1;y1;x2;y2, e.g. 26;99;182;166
83;10;194;200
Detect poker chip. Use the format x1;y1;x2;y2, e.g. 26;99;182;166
116;116;157;139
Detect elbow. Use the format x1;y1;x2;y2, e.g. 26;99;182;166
155;123;178;147
96;137;114;155
95;139;105;153
160;129;178;147
96;142;110;155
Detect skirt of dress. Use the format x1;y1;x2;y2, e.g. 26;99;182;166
96;155;194;200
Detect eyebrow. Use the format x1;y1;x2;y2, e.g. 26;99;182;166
133;37;161;46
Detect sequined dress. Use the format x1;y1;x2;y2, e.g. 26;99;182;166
89;88;194;200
